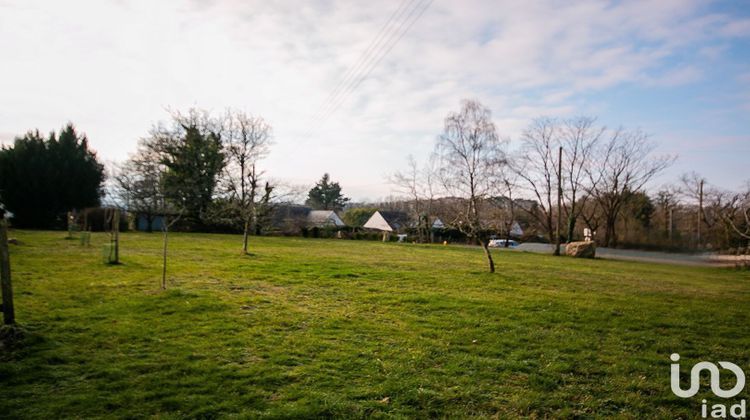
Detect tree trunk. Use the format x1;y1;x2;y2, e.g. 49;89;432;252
604;216;617;248
546;214;555;244
161;224;169;290
0;219;15;325
480;238;495;273
242;217;250;254
505;224;511;248
113;209;120;264
566;200;578;244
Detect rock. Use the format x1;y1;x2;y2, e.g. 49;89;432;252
565;241;596;258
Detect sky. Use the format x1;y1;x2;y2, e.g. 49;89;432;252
1;0;748;201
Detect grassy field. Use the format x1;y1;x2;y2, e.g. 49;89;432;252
1;230;748;418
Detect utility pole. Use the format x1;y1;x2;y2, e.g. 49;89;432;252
697;179;704;248
0;215;15;325
554;146;563;256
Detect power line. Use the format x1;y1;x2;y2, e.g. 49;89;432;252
315;0;433;127
315;0;430;126
308;0;433;135
310;0;417;122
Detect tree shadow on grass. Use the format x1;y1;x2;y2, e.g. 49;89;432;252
0;324;27;351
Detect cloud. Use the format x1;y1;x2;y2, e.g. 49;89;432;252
643;66;704;87
738;72;750;84
719;18;750;37
0;0;748;199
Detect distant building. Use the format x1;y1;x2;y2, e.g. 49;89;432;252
509;221;524;237
306;210;345;228
136;214;164;231
363;210;409;232
267;205;346;235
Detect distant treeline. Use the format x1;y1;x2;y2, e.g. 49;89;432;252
0;105;748;255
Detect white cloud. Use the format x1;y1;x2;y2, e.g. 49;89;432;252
719;18;750;37
0;0;747;199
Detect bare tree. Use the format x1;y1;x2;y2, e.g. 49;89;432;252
717;183;750;240
579;193;603;239
114;142;164;232
679;171;708;247
497;172;518;247
714;183;750;268
390;154;438;243
514;117;559;244
560;117;602;242
586;128;675;247
655;185;680;241
159;210;182;290
149;158;182;290
422;155;440;242
104;208;121;264
434;99;506;273
223;110;273;254
118;137;183;289
391;155;424;242
515;116;602;245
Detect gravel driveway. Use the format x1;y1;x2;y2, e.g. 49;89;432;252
510;243;747;267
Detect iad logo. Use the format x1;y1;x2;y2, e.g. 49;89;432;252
670;353;747;418
671;353;746;398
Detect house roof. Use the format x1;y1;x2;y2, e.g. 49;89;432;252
307;210;345;227
363;210;409;232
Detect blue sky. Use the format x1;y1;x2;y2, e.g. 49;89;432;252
0;0;748;200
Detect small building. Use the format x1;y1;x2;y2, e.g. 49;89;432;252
363;211;410;240
136;214;164;232
306;210;346;228
509;221;524;237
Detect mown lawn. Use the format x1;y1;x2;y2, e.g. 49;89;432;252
0;230;748;418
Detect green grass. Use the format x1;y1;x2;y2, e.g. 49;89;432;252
1;231;748;418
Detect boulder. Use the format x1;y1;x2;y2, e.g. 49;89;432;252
565;241;596;258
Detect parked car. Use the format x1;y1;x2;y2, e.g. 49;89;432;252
488;239;519;248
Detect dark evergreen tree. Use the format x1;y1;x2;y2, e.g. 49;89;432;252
626;190;656;229
305;173;349;210
0;124;105;228
148;113;225;228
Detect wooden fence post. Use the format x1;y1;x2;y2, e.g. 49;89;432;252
0;218;15;325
